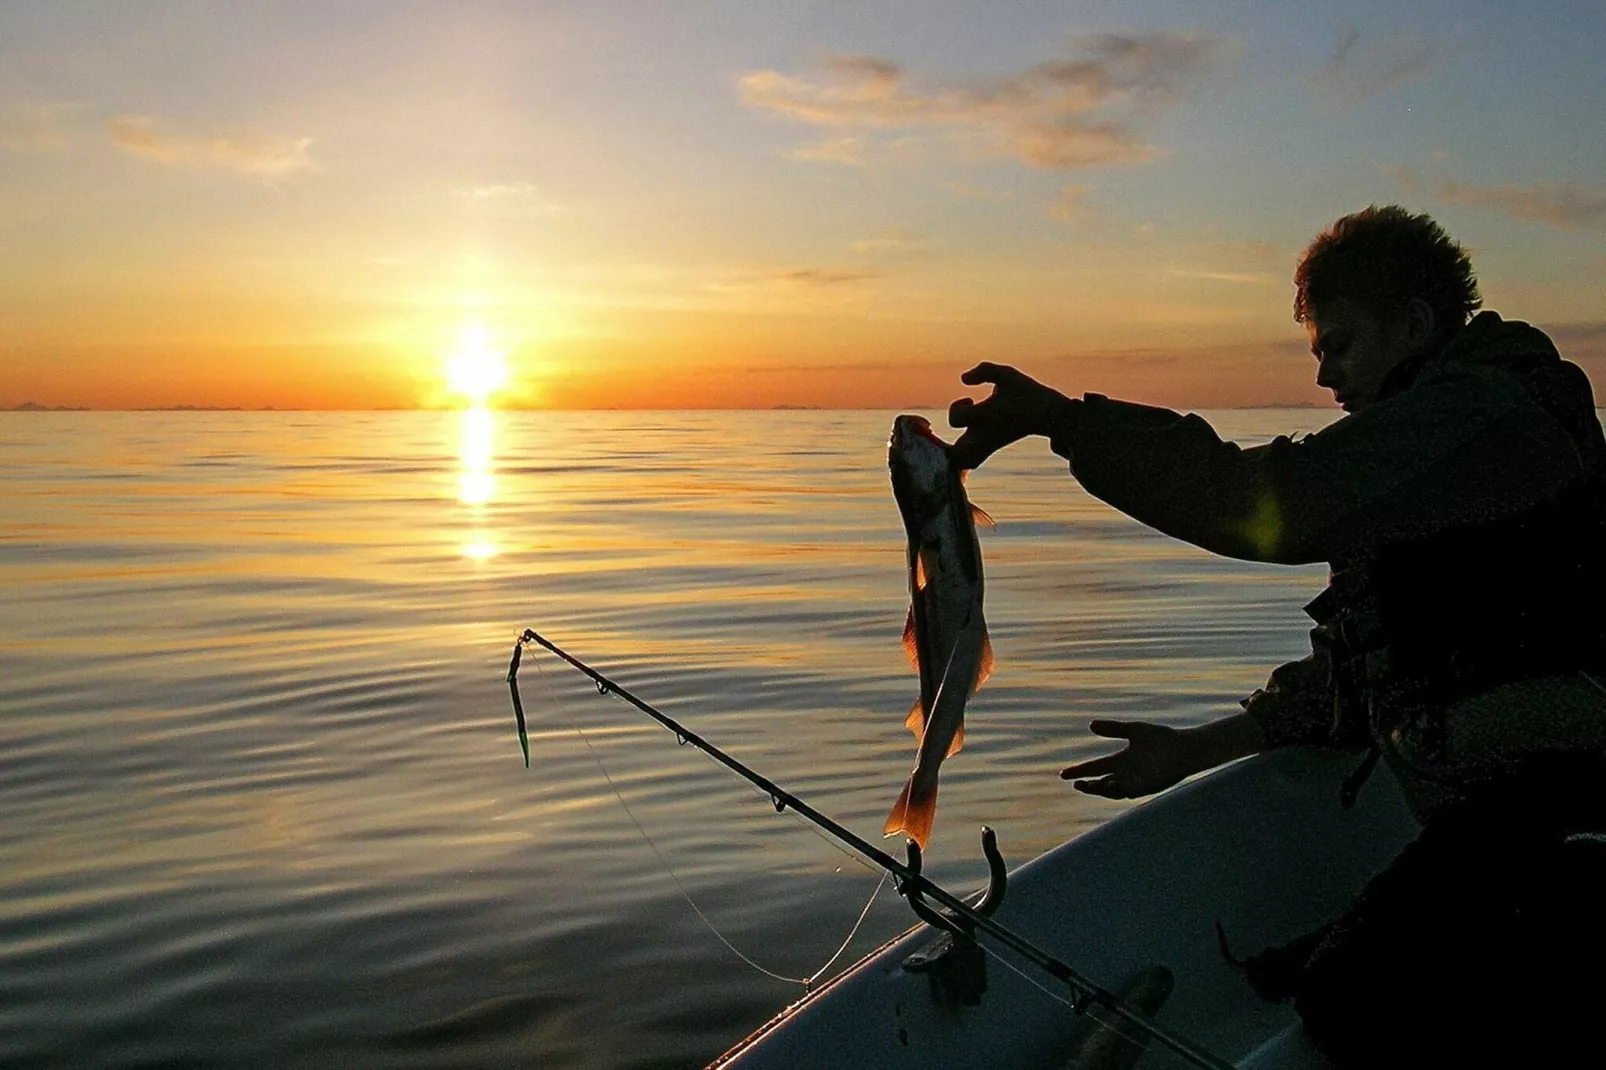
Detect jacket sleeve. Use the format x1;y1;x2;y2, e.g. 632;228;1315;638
1240;651;1348;749
1047;375;1584;566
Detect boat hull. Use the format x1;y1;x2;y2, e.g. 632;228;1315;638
712;748;1418;1069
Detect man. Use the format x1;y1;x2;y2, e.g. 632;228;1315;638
948;205;1606;1065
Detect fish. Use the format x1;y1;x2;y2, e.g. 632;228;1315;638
883;414;994;849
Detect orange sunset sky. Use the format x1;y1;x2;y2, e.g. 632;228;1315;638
2;3;1603;411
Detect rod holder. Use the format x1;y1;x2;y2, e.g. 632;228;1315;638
899;826;1009;939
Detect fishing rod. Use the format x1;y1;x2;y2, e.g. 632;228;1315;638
507;627;1235;1070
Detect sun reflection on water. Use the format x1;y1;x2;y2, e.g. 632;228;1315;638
458;407;496;506
456;405;499;559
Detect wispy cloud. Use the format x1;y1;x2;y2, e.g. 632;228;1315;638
0;103;81;154
1194;239;1284;263
788;133;927;167
453;181;569;212
711;266;883;298
848;229;931;258
1435;180;1606;231
758;267;881;287
1388;165;1606;231
1551;322;1606;365
1310;26;1435;108
1047;184;1093;223
741;31;1241;170
1552;321;1606;345
789;136;870;166
1166;267;1275;285
107;115;316;181
941;180;1015;201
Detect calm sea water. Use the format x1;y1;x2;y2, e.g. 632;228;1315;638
0;408;1351;1069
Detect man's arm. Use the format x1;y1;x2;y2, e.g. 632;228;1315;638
952;362;1585;566
1063;651;1344;799
1060;710;1266;799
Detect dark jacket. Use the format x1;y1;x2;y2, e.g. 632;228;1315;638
1049;312;1606;821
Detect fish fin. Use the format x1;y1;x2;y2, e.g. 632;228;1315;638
973;629;995;692
970;504;996;529
905;698;925;741
916;545;940;591
883;773;939;850
903;607;920;670
945;717;965;758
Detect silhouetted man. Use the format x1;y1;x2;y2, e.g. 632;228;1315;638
950;205;1606;1066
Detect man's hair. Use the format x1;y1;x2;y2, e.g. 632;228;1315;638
1293;205;1481;333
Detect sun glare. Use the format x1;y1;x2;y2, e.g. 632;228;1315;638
445;324;509;406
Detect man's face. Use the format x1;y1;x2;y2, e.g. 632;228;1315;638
1307;296;1414;414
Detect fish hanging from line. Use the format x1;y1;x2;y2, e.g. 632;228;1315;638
883;414;994;850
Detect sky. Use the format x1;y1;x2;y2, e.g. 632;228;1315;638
1;0;1603;410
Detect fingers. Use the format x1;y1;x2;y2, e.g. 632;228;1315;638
960;361;1010;386
948;429;996;471
1070;777;1133;799
949;361;1033;468
1059;752;1123;780
1088;719;1152;740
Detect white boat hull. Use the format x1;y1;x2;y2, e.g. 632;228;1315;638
712;748;1419;1069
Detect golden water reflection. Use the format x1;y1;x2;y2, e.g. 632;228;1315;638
456;405;499;559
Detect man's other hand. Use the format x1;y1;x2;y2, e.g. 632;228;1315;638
948;362;1071;470
1059;720;1197;799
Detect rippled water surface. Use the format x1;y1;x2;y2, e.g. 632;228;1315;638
1;408;1351;1069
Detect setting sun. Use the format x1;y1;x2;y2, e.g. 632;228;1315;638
444;325;509;407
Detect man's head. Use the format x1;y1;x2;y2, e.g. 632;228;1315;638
1294;205;1481;412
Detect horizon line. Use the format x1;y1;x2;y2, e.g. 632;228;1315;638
4;401;1341;414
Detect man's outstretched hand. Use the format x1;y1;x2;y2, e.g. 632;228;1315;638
1060;711;1267;799
1059;720;1198;800
948;362;1072;470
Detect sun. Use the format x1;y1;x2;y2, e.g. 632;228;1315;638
444;323;509;406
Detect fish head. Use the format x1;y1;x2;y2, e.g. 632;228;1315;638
889;414;953;518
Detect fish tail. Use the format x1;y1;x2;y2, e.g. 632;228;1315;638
883;772;939;849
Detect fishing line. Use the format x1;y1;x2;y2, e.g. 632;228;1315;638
976;942;1169;1058
976;940;1071;1009
511;629;1237;1070
534;658;889;991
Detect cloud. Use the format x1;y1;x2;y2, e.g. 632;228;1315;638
107;115;316;181
1551;322;1606;367
1166;268;1275;285
1310;26;1435;108
711;266;883;298
787;133;929;167
1195;239;1284;263
1551;321;1606;344
740;31;1240;171
1388;165;1606;231
454;181;569;212
1;103;81;153
941;180;1015;201
1435;180;1606;231
1047;183;1093;223
759;268;881;287
848;230;931;258
789;136;871;166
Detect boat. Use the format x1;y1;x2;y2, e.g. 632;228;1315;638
710;746;1419;1069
